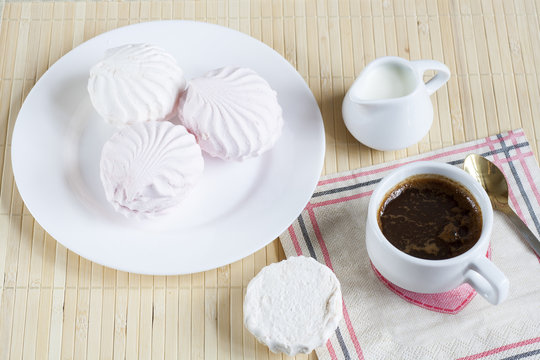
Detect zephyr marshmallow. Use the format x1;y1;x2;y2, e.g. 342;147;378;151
100;121;203;219
177;66;283;161
244;256;343;356
88;43;186;126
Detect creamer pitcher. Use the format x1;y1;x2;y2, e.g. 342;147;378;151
342;56;450;151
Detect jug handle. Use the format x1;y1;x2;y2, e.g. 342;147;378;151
411;60;450;96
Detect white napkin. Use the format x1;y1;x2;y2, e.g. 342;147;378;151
279;129;540;360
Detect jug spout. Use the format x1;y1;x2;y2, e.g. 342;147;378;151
346;83;367;104
345;73;374;105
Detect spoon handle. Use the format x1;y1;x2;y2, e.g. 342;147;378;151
501;206;540;257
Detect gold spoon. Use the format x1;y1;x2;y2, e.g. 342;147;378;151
464;154;540;257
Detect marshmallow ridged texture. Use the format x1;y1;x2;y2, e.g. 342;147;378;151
88;43;186;126
243;256;343;356
100;121;204;219
178;66;283;160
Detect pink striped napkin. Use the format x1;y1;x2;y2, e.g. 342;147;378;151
279;129;540;360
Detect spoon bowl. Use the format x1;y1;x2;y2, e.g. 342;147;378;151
463;154;509;210
464;154;540;257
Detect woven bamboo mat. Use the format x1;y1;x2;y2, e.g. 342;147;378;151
1;1;539;359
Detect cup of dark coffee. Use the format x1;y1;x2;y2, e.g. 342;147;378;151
365;161;509;304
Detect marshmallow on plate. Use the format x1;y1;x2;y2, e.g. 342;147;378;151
88;43;186;126
177;66;283;161
100;121;203;219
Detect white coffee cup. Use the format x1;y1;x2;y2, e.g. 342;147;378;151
342;56;450;151
365;161;509;305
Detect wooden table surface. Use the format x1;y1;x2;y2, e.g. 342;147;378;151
1;1;539;359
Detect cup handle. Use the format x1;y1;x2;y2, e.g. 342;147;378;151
410;60;450;95
464;256;509;305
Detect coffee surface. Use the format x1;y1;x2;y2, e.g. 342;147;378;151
378;174;482;260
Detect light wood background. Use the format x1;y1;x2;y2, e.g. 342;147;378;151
1;1;539;359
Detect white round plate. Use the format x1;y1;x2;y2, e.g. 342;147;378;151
11;21;325;274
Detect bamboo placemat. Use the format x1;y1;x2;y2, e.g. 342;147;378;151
1;1;539;359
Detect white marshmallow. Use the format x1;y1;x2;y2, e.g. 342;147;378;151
100;121;203;219
88;43;186;126
178;66;283;161
244;256;343;356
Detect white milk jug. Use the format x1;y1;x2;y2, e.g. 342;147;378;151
342;56;450;151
